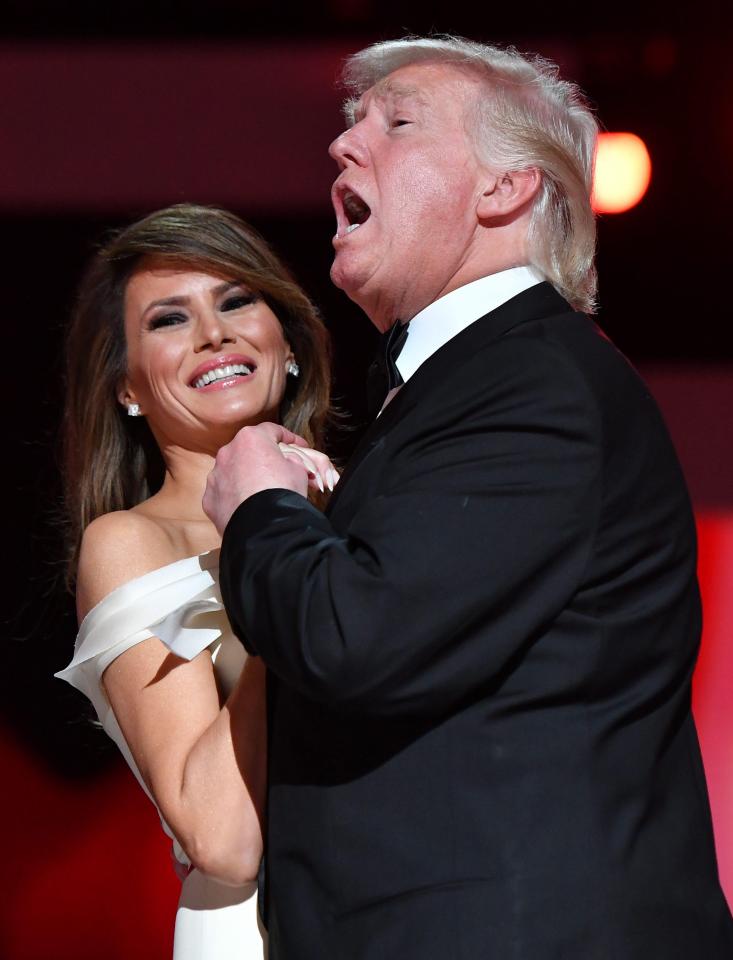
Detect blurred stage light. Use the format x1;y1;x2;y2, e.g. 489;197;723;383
592;132;652;214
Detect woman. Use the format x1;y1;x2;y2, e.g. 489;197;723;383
55;204;335;958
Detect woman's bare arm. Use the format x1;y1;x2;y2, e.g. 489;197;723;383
77;511;266;886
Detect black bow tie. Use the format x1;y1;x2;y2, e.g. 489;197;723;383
366;320;410;417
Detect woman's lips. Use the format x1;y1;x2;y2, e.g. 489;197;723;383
188;355;257;390
192;368;256;392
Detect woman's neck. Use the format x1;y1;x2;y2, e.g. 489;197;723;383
142;445;218;526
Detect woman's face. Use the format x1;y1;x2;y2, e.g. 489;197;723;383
120;258;294;452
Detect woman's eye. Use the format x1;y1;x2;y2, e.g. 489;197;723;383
221;293;258;312
149;312;186;330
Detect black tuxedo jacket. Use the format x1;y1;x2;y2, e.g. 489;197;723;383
220;283;733;959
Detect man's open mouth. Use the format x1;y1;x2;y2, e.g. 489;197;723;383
342;189;371;235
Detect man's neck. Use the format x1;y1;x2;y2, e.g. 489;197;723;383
368;250;532;332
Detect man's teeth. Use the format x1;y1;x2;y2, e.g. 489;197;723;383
339;191;370;237
193;363;252;388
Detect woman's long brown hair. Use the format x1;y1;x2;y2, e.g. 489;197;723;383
63;204;331;587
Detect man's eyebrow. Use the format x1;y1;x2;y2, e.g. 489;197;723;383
352;80;429;122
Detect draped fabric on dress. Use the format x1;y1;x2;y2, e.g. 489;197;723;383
56;550;265;960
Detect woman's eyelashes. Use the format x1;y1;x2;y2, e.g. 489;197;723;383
220;292;258;312
146;292;259;330
148;311;187;330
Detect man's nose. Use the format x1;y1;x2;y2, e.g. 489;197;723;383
328;126;366;168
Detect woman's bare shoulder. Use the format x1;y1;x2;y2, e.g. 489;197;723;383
76;511;180;621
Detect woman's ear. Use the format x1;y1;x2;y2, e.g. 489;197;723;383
117;378;140;414
476;167;541;221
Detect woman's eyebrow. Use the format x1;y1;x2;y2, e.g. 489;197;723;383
212;280;246;296
143;281;244;315
143;295;189;314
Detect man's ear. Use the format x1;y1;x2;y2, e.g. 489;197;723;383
476;168;541;221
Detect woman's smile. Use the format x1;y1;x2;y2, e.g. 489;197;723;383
188;354;258;391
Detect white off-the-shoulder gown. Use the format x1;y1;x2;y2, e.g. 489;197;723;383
55;550;266;959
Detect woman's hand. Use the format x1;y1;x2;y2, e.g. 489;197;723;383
278;442;339;494
204;423;339;534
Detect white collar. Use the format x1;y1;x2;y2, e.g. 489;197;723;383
396;265;545;384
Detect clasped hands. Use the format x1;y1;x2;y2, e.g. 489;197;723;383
203;422;338;535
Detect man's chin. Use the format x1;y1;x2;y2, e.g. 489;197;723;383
330;258;363;300
329;256;383;325
329;259;347;292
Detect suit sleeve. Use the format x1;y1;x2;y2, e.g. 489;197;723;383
219;335;602;716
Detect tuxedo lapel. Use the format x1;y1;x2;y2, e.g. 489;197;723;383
327;282;573;515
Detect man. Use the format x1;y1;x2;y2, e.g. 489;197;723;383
204;37;733;958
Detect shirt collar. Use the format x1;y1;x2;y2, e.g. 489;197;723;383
396;265;545;384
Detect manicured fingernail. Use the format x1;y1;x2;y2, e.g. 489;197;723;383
326;470;334;492
331;469;340;486
316;474;325;493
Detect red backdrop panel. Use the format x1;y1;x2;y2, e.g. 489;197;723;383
0;43;351;214
0;733;178;959
694;512;733;907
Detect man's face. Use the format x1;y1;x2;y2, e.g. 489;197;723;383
329;62;487;330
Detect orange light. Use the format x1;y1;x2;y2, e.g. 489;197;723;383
592;132;652;214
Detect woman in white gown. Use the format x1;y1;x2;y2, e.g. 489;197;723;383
55;204;334;959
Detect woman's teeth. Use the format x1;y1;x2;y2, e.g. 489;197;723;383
345;223;361;234
193;363;252;389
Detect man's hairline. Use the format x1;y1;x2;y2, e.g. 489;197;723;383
343;59;490;134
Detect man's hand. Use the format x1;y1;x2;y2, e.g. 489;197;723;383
203;423;337;535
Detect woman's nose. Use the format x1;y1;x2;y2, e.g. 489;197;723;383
195;311;234;352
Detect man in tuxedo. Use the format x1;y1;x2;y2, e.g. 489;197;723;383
204;36;733;958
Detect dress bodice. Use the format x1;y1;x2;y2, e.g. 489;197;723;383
56;549;247;866
55;551;263;959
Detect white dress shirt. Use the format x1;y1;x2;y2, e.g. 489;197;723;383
395;265;545;386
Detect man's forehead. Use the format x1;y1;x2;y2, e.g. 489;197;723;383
372;76;430;102
359;62;475;107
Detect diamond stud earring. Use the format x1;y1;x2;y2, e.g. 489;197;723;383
127;403;141;417
287;360;300;378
